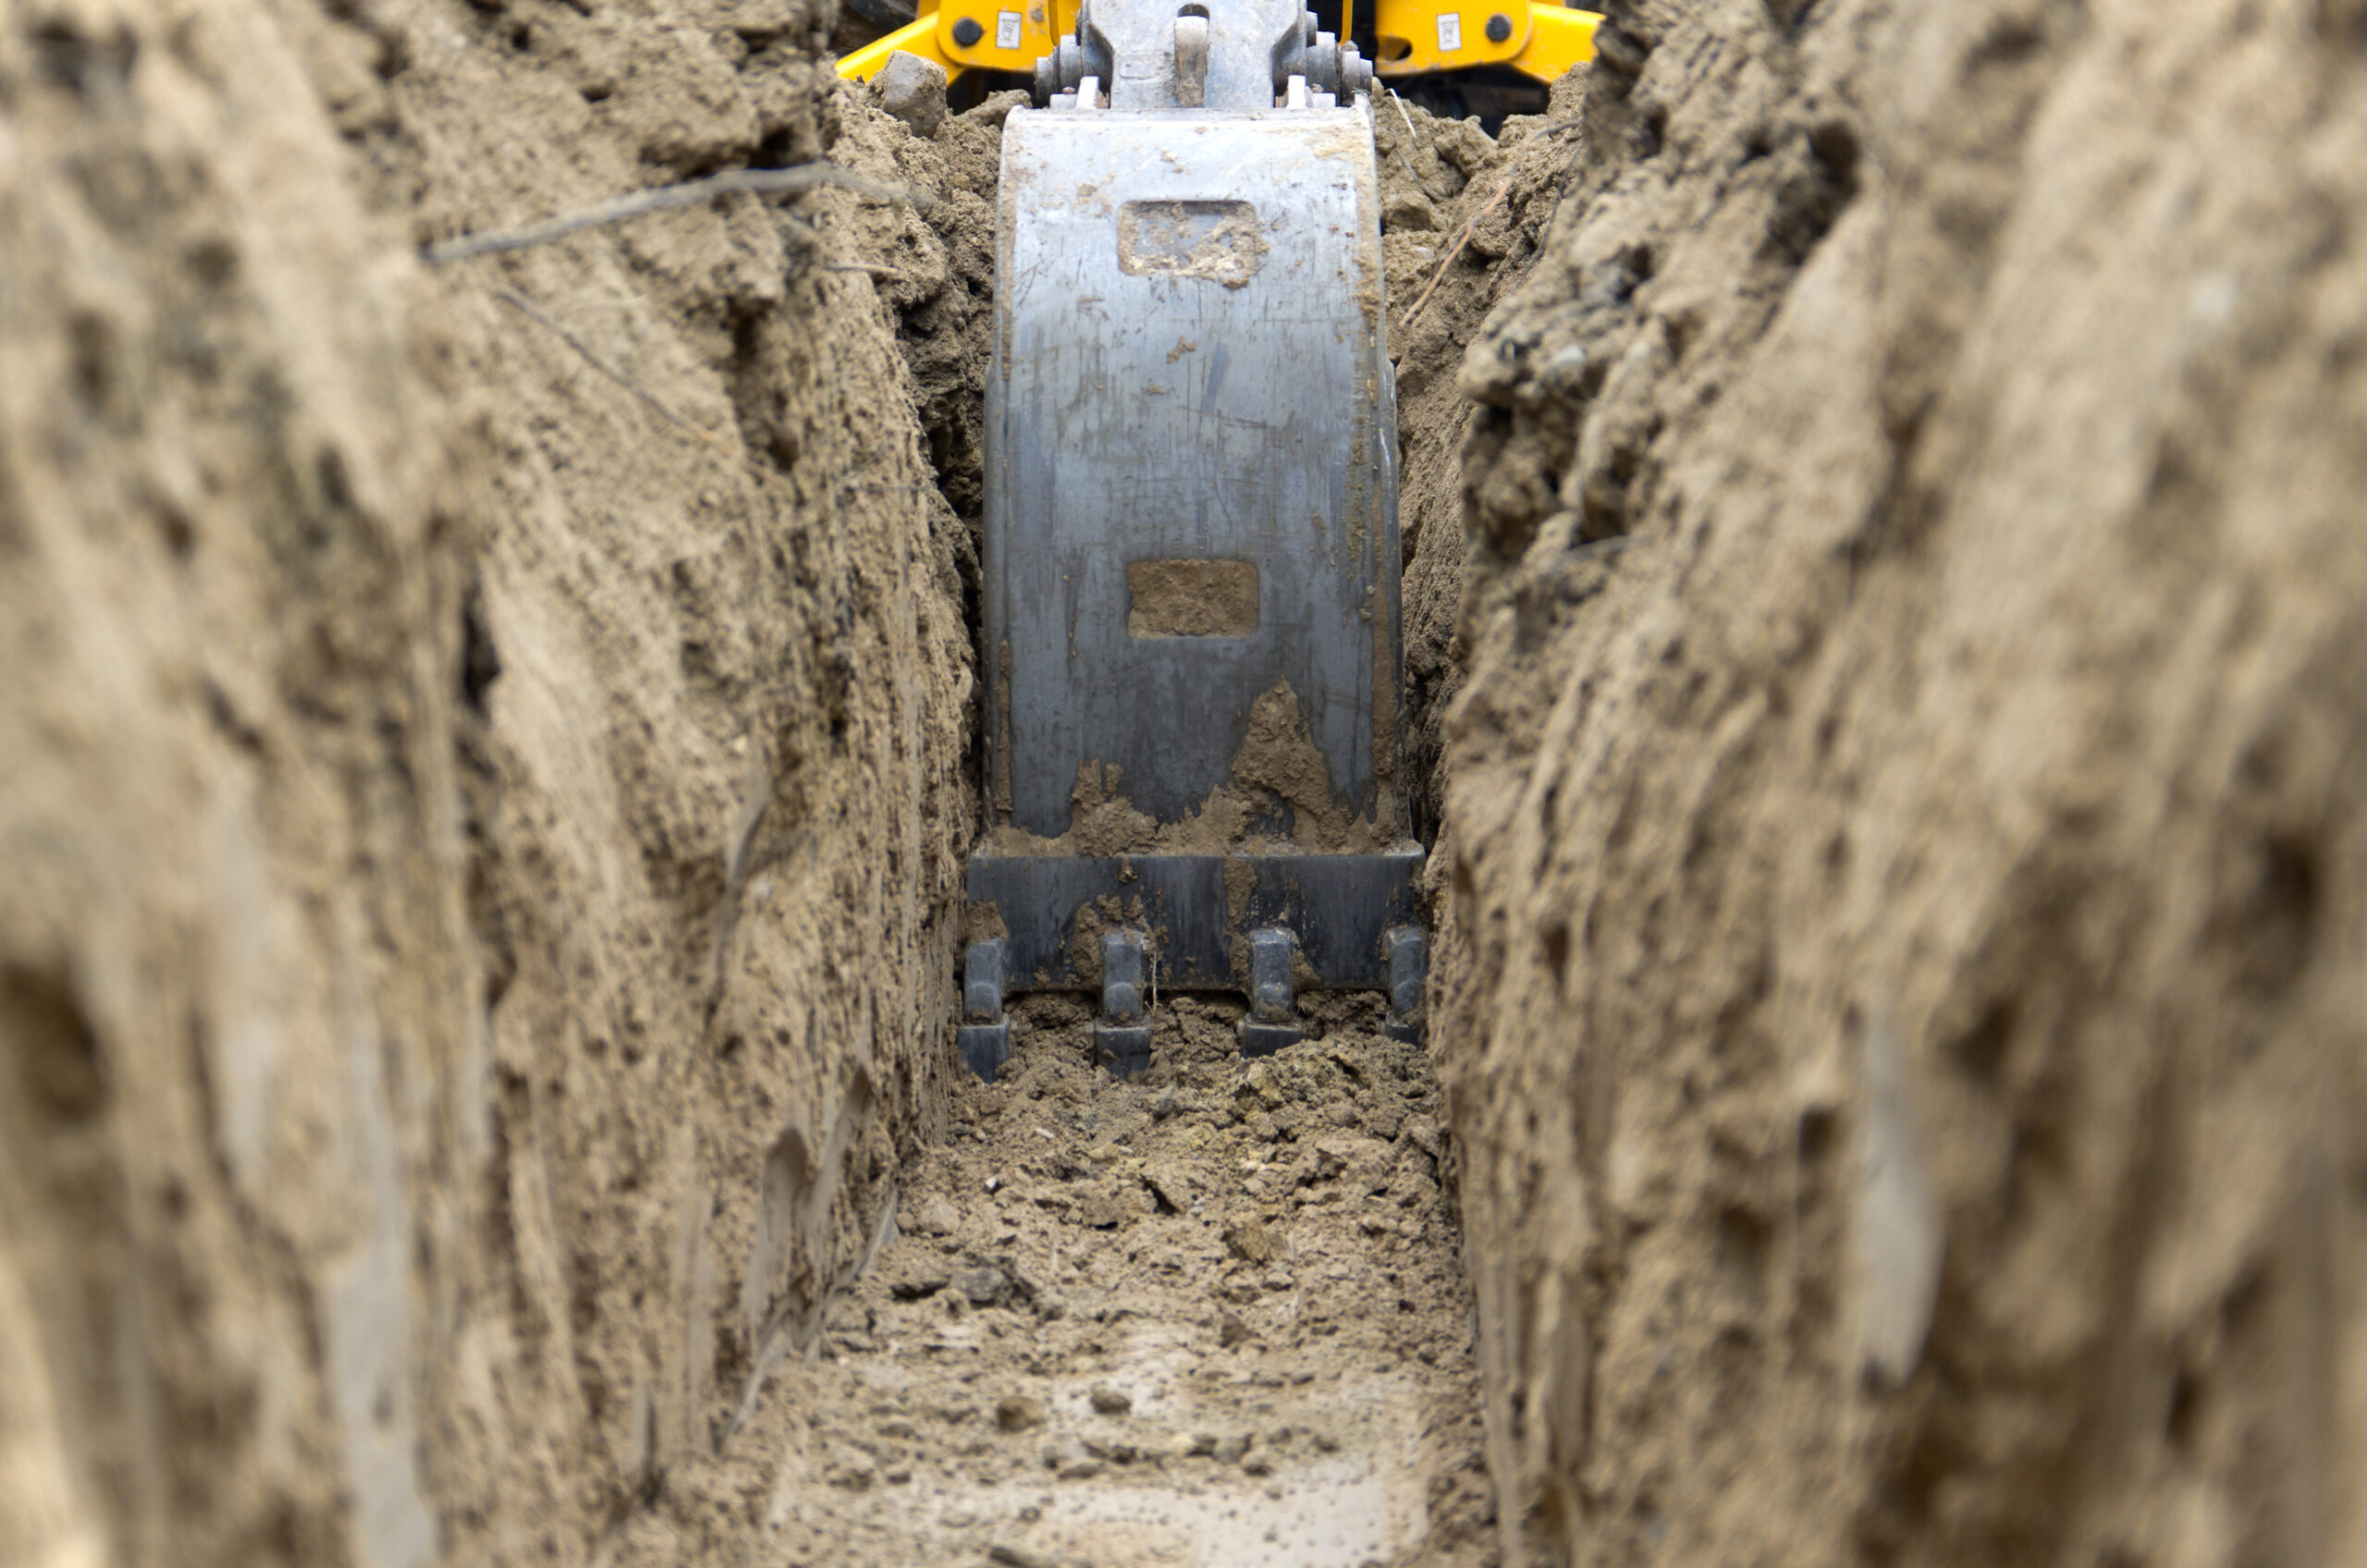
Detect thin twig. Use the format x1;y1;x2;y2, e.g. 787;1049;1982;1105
1388;84;1417;142
494;288;769;480
1400;171;1515;330
425;165;930;265
1568;533;1635;562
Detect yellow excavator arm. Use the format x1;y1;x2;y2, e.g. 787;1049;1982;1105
839;0;1596;86
1371;0;1596;81
840;0;1081;82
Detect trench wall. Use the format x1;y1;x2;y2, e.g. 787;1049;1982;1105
0;4;975;1565
1437;2;2367;1564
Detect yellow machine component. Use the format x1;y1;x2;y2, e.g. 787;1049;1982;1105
840;0;1080;82
1372;0;1597;82
837;0;1589;86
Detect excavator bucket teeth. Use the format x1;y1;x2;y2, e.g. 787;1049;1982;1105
962;0;1422;1072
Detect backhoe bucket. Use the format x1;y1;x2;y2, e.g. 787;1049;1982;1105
958;0;1423;1079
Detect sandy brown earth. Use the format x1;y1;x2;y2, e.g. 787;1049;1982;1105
1;4;974;1566
693;1008;1493;1568
1379;79;1591;845
6;2;2367;1568
1435;2;2367;1565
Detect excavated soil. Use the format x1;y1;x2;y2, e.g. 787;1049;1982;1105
738;1010;1494;1568
1436;3;2367;1566
1;5;975;1566
1377;78;1592;844
9;3;2367;1568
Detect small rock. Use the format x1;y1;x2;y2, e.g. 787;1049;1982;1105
1151;1086;1183;1121
1248;1113;1282;1143
1045;1440;1105;1481
1324;1100;1360;1129
890;1270;950;1301
995;1394;1047;1432
1218;1308;1257;1348
1383;190;1441;232
958;1266;1009;1305
1238;1061;1285;1109
1142;1161;1195;1214
1315;1134;1395;1192
1222;1212;1276;1265
1079;1185;1134;1229
1088;1384;1133;1415
912;1193;963;1235
1212;1433;1253;1464
873;50;949;138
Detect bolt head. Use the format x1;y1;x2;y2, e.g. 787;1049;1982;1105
951;15;985;45
1485;11;1512;41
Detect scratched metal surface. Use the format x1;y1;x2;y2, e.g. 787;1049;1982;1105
984;103;1402;837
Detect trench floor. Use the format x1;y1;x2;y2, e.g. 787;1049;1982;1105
758;996;1495;1568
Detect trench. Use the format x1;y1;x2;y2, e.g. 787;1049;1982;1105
11;5;2367;1568
724;72;1564;1568
749;1002;1491;1568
